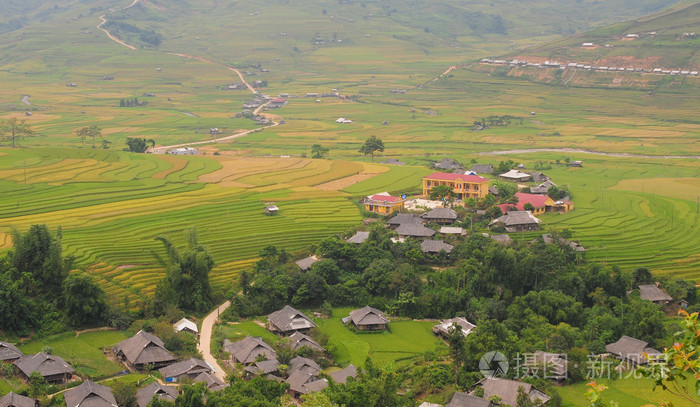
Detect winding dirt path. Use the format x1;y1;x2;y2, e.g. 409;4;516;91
198;300;231;381
97;0;141;50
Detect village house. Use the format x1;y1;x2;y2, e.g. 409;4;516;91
474;378;550;406
243;359;281;378
533;234;585;252
524;351;568;380
635;284;673;304
0;342;23;363
0;392;36;407
288;332;325;353
498;169;531;182
329;365;358;384
363;193;405;214
422;173;489;200
267;305;317;335
434;158;463;172
63;380;117;407
447;392;492;407
395;223;436;239
136;383;179;407
223;336;276;365
290;356;321;376
490;211;542;233
169;147;198;156
499;192;573;214
286;371;328;399
343;306;389;331
113;330;176;371
421;208;458;224
470;164;494;174
380;158;406;165
420;240;454;255
387;214;423;229
194;371;228;391
14;352;74;385
346;231;370;244
173;318;198;336
264;205;279;215
439;226;464;236
570;160;583;167
295;255;318;271
530;180;556;195
605;335;661;365
268;98;287;107
488;234;512;245
159;358;213;383
433;317;476;338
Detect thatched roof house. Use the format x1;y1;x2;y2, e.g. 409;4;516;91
243;359;280;377
159;358;212;382
223;336;276;365
447;392;491;407
387;214;423;228
136;383;178;407
420;240;454;254
295;256;318;271
476;378;550;406
288;332;324;352
489;211;541;232
329;365;357;384
193;371;228;391
343;306;389;331
421;208;458;224
64;380;117;407
14;352;74;384
113;330;176;371
470;164;494;174
347;231;370;244
267;305;316;335
524;351;568;380
638;284;673;304
395;223;436;238
286;371;328;398
0;342;23;363
290;356;321;376
605;335;661;365
0;392;36;407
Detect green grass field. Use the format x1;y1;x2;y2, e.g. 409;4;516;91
559;376;700;406
316;308;447;368
18;330;129;378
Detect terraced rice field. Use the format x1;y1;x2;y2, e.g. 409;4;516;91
0;148;372;304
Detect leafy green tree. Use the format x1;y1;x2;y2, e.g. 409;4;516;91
75;126;102;148
311;144;329;159
112;381;137;407
153;228;214;313
496;159;516;174
9;225;67;297
0;262;37;332
175;382;207;407
429;184;456;203
63;272;108;326
491;180;517;200
359;136;385;162
632;267;653;286
523;202;535;211
1;118;34;148
126;137;155;153
28;371;47;398
447;323;467;384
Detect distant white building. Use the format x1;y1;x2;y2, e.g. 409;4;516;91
174;318;198;335
581;42;595;47
169;147;198;155
335;117;353;123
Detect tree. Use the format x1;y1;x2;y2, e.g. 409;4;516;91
359;136;384;162
112;381;137;407
75;126;101;148
523;203;535;211
153;228;214;313
1;118;34;148
311;144;329;159
126;137;155;153
447;323;467;384
28;371;47;398
9;225;67;298
0;264;37;332
429;184;456;203
63;272;108;326
632;267;653;286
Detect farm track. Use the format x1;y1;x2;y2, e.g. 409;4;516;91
479;147;700;159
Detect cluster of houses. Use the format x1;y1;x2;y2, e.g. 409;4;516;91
360;163;575;239
480;57;700;77
0;318;221;407
221;305;361;398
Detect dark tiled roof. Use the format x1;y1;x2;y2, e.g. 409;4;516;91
268;305;316;333
349;306;389;326
64;380;117;407
136;383;178;407
420;240;454;254
158;358;211;379
113;330;176;367
0;392;35;407
14;352;74;379
605;336;660;364
295;256;318;271
395;224;436;237
329;365;357;384
387;214;423;226
638;284;673;302
490;211;541;227
244;359;280;376
447;392;491;407
524;351;568;379
289;356;321;376
289;332;324;352
421;208;457;221
479;378;550;407
286;370;328;394
223;336;276;365
193;372;228;391
470;164;494;174
0;342;23;362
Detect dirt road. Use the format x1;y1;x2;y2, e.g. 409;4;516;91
197;300;231;381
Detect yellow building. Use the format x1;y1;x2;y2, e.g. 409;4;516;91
422;172;489;200
363;194;405;214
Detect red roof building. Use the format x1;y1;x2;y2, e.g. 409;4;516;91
498;193;573;215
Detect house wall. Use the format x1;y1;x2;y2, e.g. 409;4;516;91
355;323;386;331
422;179;489;200
364;201;404;214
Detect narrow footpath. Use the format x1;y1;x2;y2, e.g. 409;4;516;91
197;301;231;381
